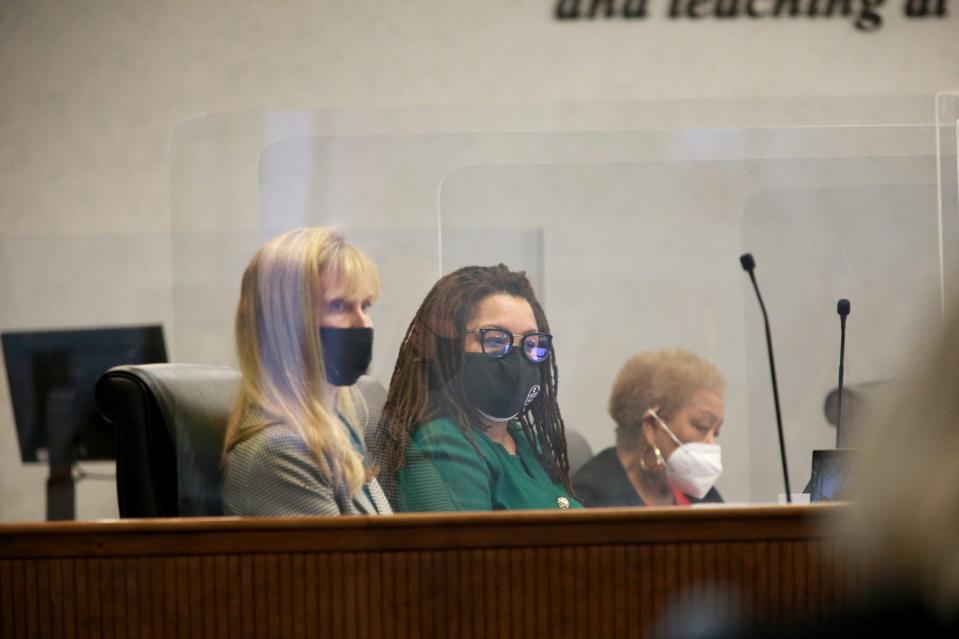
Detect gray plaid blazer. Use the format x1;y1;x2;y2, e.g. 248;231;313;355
223;419;392;516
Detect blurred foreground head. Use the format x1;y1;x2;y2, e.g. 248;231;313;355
852;312;959;618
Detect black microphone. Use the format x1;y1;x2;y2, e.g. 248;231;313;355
835;299;850;448
739;253;792;503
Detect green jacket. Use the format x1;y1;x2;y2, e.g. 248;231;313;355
394;417;582;512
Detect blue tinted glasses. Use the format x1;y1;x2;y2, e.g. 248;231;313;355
466;328;553;363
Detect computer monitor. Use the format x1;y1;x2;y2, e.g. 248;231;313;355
2;325;168;463
808;448;856;502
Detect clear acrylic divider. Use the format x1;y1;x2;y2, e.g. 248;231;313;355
169;104;944;511
432;126;941;504
937;91;959;313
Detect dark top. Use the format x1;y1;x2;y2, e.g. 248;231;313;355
723;591;959;639
572;446;723;507
394;417;583;512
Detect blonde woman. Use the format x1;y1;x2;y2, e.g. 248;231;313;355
222;227;391;516
574;349;726;507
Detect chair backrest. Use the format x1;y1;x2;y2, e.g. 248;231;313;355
566;429;594;477
96;364;390;518
96;364;240;517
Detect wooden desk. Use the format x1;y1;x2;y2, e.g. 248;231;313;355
1;504;858;638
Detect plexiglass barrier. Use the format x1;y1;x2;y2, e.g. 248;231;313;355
167;102;955;512
937;91;959;310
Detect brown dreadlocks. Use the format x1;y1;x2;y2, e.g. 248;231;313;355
377;264;572;491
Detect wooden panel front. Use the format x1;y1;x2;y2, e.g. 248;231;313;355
0;505;858;638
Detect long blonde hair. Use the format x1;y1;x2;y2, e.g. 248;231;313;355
222;227;380;498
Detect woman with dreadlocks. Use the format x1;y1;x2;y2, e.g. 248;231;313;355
375;264;582;512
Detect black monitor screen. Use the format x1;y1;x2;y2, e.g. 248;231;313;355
809;449;855;502
2;325;167;463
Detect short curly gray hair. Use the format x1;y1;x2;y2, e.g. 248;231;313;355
609;349;725;450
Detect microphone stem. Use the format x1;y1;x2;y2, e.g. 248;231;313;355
747;270;792;503
836;316;846;448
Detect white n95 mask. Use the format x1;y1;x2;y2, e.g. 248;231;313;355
650;410;723;500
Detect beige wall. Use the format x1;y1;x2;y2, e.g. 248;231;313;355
1;0;956;521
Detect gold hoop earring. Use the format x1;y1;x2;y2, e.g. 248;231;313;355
639;443;665;471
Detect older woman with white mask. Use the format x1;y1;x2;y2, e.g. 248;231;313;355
573;349;725;507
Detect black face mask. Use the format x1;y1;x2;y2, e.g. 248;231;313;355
320;327;373;386
462;350;542;421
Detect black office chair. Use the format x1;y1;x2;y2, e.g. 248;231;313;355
96;363;388;518
566;430;594;477
96;364;240;517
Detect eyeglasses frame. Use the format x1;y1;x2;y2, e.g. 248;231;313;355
464;328;553;363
